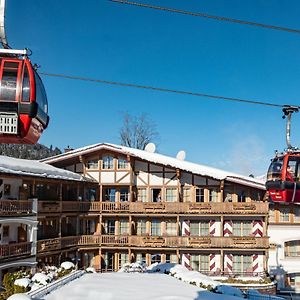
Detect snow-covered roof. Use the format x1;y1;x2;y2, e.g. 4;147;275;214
41;143;265;190
0;155;92;182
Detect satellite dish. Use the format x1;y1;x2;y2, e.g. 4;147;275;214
144;143;156;153
176;150;186;161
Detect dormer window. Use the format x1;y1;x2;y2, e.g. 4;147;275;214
102;156;114;169
118;158;128;169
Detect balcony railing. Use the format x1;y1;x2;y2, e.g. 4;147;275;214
38;201;101;213
0;242;32;259
100;235;269;249
0;200;33;215
101;201;268;215
37;234;269;253
37;235;101;252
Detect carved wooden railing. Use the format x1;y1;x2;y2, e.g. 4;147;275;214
0;242;32;259
101;201;268;215
38;201;101;213
0;200;33;215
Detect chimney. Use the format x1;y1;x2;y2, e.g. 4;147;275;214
64;145;74;153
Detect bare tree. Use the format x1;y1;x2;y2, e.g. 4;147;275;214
119;112;159;149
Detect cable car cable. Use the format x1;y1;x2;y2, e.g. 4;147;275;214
39;72;300;109
110;0;300;35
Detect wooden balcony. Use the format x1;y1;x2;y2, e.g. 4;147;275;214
0;242;32;259
38;201;101;214
101;201;268;215
0;200;34;215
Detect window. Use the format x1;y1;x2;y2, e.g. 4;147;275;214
280;208;290;222
119;253;129;268
209;189;218;202
137;188;148;202
152;189;162;202
86;159;98;169
190;222;199;236
4;184;10;196
81;219;95;235
269;208;275;223
151;254;161;264
233;255;252;273
237;190;246;202
105;220;115;235
183;188;191;202
118;158;128;169
103;188;116;202
0;62;19;101
3;225;9;237
233;221;252;236
119;220;129;235
120;188;129;202
22;66;30;102
136;220;147;235
285;240;300;257
85;188;97;201
166;188;177;202
294;207;300;223
190;222;209;236
102;156;114;169
195;188;205;202
166;221;177;236
267;157;283;181
224;190;233;202
190;255;200;271
34;71;48;114
135;253;146;264
200;222;209;236
165;254;177;263
151;220;161;236
200;255;210;272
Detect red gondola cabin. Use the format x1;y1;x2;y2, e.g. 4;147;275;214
266;152;300;203
0;56;49;144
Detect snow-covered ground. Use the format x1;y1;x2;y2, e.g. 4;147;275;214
43;273;243;300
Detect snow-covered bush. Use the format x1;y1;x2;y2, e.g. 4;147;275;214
57;261;75;278
60;261;75;270
31;273;51;286
118;262;146;273
147;263;219;290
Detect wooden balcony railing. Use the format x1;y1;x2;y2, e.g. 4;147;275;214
101;235;269;249
0;242;32;259
38;201;101;213
0;200;33;215
37;235;101;252
101;201;268;215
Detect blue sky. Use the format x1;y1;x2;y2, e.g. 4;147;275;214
7;0;300;176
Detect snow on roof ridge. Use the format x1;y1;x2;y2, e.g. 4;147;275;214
0;155;92;182
41;142;265;189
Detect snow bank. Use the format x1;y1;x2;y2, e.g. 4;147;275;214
14;278;31;288
148;263;220;289
215;285;243;298
7;294;32;300
60;261;75;270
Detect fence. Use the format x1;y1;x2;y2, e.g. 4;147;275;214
27;270;84;299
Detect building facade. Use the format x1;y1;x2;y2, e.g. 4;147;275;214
0;156;98;281
268;202;300;291
42;143;269;275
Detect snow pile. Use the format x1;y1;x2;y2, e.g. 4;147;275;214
147;263;220;289
85;267;96;273
118;262;146;273
14;278;31;288
60;262;75;270
215;285;243;298
31;273;51;286
7;294;32;300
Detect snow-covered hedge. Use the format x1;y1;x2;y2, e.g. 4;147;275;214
118;262;146;273
147;263;219;290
